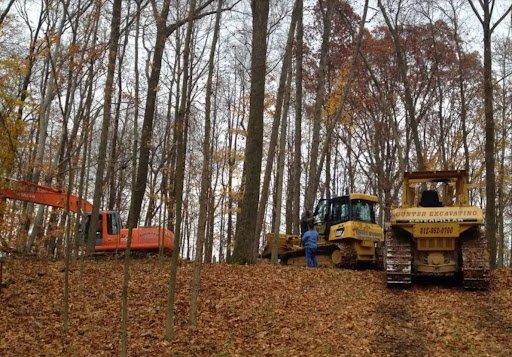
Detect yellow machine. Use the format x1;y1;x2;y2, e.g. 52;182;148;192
262;193;384;269
387;170;490;289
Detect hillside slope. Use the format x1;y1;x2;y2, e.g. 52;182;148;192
1;258;512;356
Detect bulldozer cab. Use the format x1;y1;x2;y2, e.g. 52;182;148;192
313;194;377;240
402;170;469;208
263;192;383;268
314;195;377;225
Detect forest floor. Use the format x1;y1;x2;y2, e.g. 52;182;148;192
1;257;512;356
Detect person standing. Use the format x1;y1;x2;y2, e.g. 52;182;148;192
301;223;318;267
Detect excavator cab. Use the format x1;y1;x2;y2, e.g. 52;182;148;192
81;211;122;245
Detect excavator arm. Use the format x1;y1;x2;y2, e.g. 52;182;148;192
0;178;93;214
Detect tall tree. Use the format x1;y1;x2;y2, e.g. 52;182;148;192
165;0;197;340
255;0;300;242
304;0;333;212
377;0;426;171
291;0;303;235
87;0;123;253
271;64;292;263
306;0;369;210
25;0;71;251
231;0;270;264
468;0;512;267
189;0;223;326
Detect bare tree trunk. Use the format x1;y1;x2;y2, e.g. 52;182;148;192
497;49;507;267
468;0;512;267
115;1;188;356
62;155;77;335
285;139;294;234
226;72;243;262
189;0;222;326
108;1;132;210
127;0;173;229
165;0;196;340
255;0;300;242
17;4;45;123
74;0;102;259
271;64;292;262
447;0;471;173
205;118;221;264
205;184;216;262
306;0;369;209
325;142;331;198
131;0;142;204
377;0;425;170
304;0;333;211
87;0;123;253
291;0;303;235
27;0;71;252
0;0;15;27
232;0;270;264
347;127;354;192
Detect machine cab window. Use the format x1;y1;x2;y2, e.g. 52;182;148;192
314;199;331;224
80;212;122;244
351;199;376;223
330;197;350;223
107;212;122;235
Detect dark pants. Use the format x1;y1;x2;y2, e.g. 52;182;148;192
305;247;317;268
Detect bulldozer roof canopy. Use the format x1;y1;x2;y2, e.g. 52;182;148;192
404;170;468;182
318;194;379;204
349;193;379;203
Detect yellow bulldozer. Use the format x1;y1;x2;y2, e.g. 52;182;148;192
262;193;384;269
386;170;490;290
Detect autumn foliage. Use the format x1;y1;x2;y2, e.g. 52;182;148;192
1;258;512;355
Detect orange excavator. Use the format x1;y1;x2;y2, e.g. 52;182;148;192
0;178;174;253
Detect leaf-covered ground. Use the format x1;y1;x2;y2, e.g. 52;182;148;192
1;257;512;356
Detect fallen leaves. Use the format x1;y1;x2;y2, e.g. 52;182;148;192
0;258;512;356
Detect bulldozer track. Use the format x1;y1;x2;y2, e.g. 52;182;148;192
374;241;384;270
280;244;336;267
279;241;360;269
461;228;490;290
334;241;358;269
385;229;412;287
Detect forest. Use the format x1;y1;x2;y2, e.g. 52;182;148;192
1;0;512;355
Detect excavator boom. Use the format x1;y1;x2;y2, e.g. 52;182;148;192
0;178;93;214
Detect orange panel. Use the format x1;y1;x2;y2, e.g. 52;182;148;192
95;227;174;252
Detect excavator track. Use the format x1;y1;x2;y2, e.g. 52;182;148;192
461;229;490;290
385;229;412;287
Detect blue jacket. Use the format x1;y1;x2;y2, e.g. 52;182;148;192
302;229;318;249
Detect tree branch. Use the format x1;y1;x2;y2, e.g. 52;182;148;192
468;0;484;25
0;0;15;27
165;0;240;37
491;4;512;33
